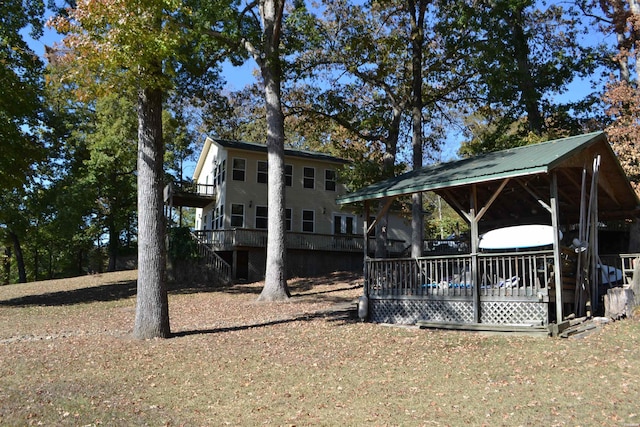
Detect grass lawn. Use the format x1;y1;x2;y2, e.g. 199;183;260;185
1;270;639;426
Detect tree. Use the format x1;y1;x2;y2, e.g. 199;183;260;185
51;0;228;337
587;0;640;250
0;0;46;191
457;0;599;154
84;94;138;271
408;0;427;258
243;0;290;301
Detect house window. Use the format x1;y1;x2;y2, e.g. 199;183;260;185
232;158;246;181
303;167;315;189
230;204;244;227
214;205;224;229
285;208;292;231
334;214;356;235
255;206;268;229
302;209;315;232
285;164;293;187
203;214;208;230
325;169;336;191
257;161;268;184
213;207;219;230
213;159;227;185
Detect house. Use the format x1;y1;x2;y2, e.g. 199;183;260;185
168;137;412;282
337;132;640;334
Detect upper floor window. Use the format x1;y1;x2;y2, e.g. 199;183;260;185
285;164;293;187
303;167;315;189
302;209;315;232
255;206;268;229
257;161;268;184
232;158;246;181
230;204;244;227
325;169;336;191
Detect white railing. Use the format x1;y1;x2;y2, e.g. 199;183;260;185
192;229;368;252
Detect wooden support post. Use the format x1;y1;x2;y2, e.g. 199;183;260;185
232;250;238;282
550;172;564;323
359;200;371;321
470;184;480;323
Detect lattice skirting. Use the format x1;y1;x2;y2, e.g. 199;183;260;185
480;300;548;325
369;299;548;325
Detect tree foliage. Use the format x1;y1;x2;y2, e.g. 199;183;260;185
457;0;600;155
0;0;46;190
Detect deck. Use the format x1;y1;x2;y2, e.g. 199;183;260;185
192;229;407;254
364;251;638;327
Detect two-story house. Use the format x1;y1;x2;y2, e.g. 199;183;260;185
186;137;411;282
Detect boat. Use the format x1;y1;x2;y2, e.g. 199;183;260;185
479;224;561;250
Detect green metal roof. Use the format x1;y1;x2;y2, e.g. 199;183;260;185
337;132;606;204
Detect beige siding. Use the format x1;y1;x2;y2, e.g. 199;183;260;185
194;139;411;242
223;147;350;234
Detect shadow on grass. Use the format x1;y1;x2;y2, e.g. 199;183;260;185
171;304;359;338
0;280;137;307
169;271;363;297
0;272;362;308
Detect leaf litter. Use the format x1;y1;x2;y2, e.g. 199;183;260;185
1;270;640;426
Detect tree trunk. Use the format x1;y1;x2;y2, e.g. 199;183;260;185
3;246;10;284
107;214;118;272
133;85;170;339
257;0;290;302
9;231;26;283
409;0;426;259
508;6;543;134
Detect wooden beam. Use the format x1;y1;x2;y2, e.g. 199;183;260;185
475;178;510;222
516;178;552;214
440;189;472;223
366;197;395;235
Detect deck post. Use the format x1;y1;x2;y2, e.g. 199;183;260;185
359;201;370;321
470;185;480;323
551;172;564;322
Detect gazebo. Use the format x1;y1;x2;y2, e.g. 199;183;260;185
337;132;640;332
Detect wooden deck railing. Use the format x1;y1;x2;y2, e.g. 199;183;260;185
192;229;407;254
599;253;640;285
366;250;554;300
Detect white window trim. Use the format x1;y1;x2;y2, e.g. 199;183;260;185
302;209;315;233
325;169;336;191
232;157;246;181
255;205;268;229
257;160;268;184
303;166;315;189
332;213;357;235
285;207;292;231
230;203;245;228
285;164;293;187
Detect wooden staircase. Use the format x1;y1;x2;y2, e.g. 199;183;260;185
190;231;233;285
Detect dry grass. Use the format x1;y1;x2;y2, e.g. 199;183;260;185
1;271;640;426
